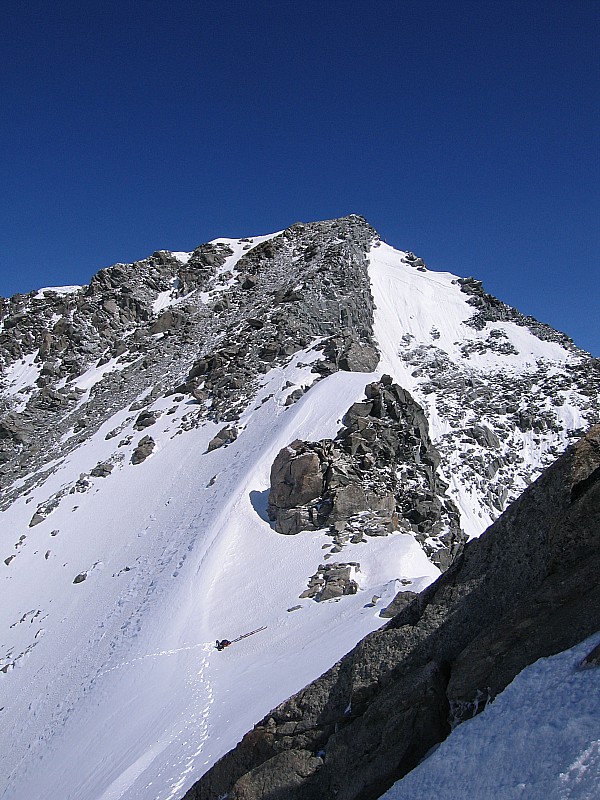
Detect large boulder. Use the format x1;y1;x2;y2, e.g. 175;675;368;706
338;342;380;372
131;435;155;464
0;413;33;443
267;378;462;565
268;441;324;527
207;426;238;452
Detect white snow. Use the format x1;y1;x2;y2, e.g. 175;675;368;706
1;350;41;410
170;252;192;265
368;243;574;429
0;353;438;800
35;285;82;299
152;278;183;315
380;632;600;800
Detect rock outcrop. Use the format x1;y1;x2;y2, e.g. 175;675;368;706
299;562;360;602
131;435;155;464
268;376;463;568
183;424;600;800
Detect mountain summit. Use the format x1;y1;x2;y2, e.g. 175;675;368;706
1;216;599;799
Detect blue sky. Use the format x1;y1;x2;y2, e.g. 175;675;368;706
1;0;598;354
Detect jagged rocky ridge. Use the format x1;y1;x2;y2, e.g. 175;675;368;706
2;214;599;549
0;216;377;510
1;214;600;568
183;424;600;800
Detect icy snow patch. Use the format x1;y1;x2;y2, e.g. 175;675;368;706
170;252;191;265
34;285;82;299
152;277;183;315
210;231;283;275
380;632;600;800
1;350;41;410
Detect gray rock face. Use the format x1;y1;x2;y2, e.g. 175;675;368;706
268;377;463;567
183;425;600;800
268;442;323;512
465;424;500;449
206;426;238;452
311;335;379;377
131;435;155;464
227;750;324;800
379;589;418;618
0;413;33;443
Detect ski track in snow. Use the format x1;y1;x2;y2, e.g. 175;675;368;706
95;642;212;678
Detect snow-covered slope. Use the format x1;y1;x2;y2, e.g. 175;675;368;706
2;364;437;800
381;632;600;800
369;242;594;537
1;216;598;800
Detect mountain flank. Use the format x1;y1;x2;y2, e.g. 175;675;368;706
1;215;600;800
184;423;600;800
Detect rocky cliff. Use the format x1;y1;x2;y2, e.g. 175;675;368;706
183;424;600;800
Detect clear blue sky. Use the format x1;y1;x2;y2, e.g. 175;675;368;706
1;0;598;354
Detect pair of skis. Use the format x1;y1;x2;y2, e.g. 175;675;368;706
215;625;266;651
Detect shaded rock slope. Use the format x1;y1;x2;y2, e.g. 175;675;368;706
183;424;600;800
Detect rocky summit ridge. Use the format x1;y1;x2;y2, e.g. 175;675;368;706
1;215;599;800
1;216;377;510
2;215;598;549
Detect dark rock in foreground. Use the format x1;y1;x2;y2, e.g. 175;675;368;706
183;424;600;800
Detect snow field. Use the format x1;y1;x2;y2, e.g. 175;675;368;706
0;356;437;800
